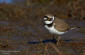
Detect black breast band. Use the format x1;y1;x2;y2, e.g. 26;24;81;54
44;23;53;27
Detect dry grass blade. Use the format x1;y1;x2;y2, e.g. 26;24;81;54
44;44;49;55
48;43;63;55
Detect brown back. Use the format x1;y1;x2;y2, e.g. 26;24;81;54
54;17;70;32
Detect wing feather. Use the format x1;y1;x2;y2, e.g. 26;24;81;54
54;18;70;32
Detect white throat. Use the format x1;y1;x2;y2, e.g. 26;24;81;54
44;25;65;35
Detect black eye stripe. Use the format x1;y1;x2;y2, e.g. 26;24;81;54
44;16;48;18
50;18;53;19
49;18;53;21
44;16;53;21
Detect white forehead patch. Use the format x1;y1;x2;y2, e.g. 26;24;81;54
44;18;47;20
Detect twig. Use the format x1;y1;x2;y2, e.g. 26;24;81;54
48;43;63;55
44;44;49;55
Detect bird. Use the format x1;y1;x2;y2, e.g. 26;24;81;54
43;14;80;46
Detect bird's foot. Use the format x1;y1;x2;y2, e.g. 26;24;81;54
56;36;61;47
57;41;61;47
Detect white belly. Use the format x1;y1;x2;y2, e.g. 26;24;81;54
45;25;65;35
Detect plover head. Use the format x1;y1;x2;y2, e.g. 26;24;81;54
43;14;65;35
44;14;54;25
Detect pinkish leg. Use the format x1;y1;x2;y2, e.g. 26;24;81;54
57;36;61;47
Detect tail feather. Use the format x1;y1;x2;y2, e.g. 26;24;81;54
70;26;80;30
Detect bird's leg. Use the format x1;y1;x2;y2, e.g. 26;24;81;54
52;34;61;46
52;34;55;40
57;35;61;47
52;34;58;44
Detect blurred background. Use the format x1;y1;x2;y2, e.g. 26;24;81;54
0;0;85;55
0;0;85;20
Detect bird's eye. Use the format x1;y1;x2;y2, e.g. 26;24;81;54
49;18;53;21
